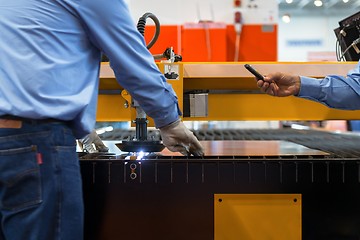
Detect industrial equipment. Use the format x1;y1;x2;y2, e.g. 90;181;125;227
111;12;182;153
334;10;360;61
82;61;360;240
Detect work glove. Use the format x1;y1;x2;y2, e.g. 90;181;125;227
159;119;204;156
78;130;109;153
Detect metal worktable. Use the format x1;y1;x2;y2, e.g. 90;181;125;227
87;61;360;239
80;129;360;240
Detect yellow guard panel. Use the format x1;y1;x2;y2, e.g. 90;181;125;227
214;194;301;240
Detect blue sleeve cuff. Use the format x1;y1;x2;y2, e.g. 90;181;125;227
154;103;181;129
298;76;321;99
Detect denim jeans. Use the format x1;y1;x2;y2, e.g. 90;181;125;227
0;121;84;240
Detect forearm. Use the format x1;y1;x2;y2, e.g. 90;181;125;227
298;75;360;110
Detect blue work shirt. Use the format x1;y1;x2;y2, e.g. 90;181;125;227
0;0;180;138
299;61;360;110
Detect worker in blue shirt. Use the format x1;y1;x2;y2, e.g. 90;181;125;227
0;0;203;239
256;61;360;110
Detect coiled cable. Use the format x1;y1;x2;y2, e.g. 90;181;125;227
137;12;160;50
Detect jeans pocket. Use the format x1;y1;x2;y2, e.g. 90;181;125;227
0;145;42;211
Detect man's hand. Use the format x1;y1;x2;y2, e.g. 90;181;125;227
78;130;109;153
256;72;301;97
159;119;204;156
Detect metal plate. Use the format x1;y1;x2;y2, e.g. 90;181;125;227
102;140;329;156
159;140;329;156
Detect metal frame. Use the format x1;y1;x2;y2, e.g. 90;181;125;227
97;62;360;122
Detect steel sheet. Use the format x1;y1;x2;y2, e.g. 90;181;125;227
100;140;329;157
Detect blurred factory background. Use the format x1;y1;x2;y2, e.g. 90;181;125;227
125;0;358;62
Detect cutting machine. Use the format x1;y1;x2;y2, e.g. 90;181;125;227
81;61;360;240
97;61;360;122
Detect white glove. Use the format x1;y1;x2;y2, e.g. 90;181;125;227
159;119;204;156
78;130;109;153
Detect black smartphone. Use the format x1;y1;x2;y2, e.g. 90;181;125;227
244;64;264;80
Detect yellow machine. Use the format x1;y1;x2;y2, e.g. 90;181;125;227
82;61;360;240
97;61;360;123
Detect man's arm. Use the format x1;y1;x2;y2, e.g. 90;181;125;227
257;61;360;110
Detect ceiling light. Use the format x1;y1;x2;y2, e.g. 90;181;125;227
285;0;293;3
343;0;349;2
282;14;291;23
314;0;323;7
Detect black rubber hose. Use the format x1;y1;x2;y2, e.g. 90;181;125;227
137;12;160;50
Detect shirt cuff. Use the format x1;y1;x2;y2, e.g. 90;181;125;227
298;76;321;99
154;104;181;129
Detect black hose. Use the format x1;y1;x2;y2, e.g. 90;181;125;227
137;12;160;50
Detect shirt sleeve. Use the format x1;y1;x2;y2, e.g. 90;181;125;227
298;61;360;110
76;0;180;128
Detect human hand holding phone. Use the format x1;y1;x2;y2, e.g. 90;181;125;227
244;64;264;80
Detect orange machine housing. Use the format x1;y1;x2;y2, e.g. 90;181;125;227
143;23;277;62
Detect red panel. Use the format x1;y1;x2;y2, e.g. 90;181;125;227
141;24;277;62
143;25;180;57
227;24;277;61
181;25;227;62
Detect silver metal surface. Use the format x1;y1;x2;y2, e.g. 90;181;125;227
100;140;329;157
188;93;208;117
161;140;329;156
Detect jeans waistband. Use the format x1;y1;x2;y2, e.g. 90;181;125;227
0;115;67;125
